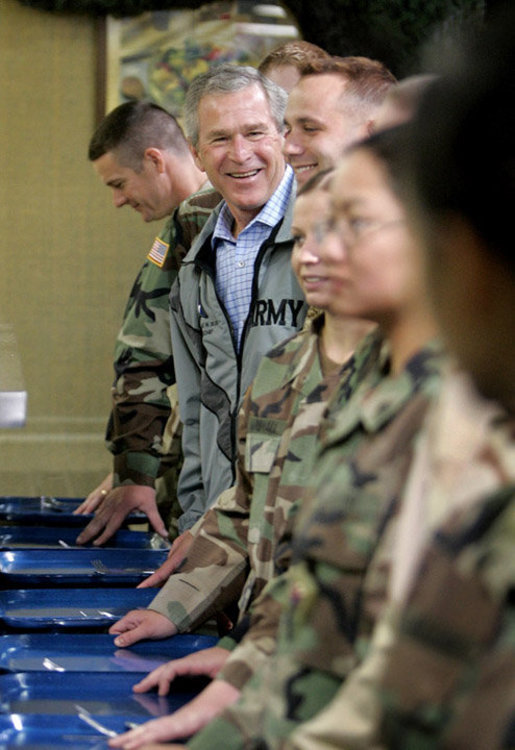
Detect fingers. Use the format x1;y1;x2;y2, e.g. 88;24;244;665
108;610;142;636
145;505;168;539
76;486;163;547
109;681;241;748
107;704;203;749
137;558;176;589
108;715;179;749
134;648;230;694
75;493;128;546
109;610;177;647
132;652;204;696
75;473;113;515
75;505;122;546
133;662;179;696
75;515;107;546
138;531;194;589
112;623;151;648
89;509;128;547
74;495;102;515
168;531;194;568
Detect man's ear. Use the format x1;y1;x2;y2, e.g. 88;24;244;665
144;147;166;173
189;142;206;173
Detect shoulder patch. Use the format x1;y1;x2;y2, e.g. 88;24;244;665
147;236;170;268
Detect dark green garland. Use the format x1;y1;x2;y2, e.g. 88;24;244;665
17;0;487;77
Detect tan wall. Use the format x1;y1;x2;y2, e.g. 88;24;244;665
0;1;157;496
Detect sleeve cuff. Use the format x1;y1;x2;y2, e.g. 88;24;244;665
113;451;161;487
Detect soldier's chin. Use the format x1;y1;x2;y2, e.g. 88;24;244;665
139;209;154;223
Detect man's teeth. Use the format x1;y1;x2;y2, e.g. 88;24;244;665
231;170;259;178
296;165;316;173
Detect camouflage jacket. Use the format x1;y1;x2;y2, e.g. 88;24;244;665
282;368;514;750
379;483;515;750
150;319;381;658
106;187;221;488
186;340;446;750
215;327;385;691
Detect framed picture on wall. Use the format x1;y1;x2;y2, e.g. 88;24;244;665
97;2;300;123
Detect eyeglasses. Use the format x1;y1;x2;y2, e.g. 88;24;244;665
312;216;405;247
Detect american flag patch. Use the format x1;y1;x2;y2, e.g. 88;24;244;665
147;236;169;267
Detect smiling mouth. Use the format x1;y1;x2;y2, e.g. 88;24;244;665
228;169;260;179
294;164;317;175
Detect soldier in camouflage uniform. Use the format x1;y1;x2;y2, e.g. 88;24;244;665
281;17;515;750
76;100;216;546
89;187;220;537
375;14;515;749
279;367;512;750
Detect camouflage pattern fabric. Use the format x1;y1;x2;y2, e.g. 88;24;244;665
106;187;221;489
216;327;385;690
150;321;383;668
282;368;513;750
379;484;515;750
186;341;445;750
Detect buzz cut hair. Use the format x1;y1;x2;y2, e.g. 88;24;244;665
301;56;397;120
258;40;330;77
88;100;189;171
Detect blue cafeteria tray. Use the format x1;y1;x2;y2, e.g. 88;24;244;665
0;713;128;749
0;670;205;718
0;496;146;526
0;632;218;673
0;525;170;550
0;587;157;631
0;548;168;586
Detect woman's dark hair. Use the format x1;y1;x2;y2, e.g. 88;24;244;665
410;5;515;269
345;124;412;201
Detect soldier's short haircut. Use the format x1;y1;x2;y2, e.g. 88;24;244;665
88;100;189;170
301;56;397;120
184;64;288;148
258;40;330;77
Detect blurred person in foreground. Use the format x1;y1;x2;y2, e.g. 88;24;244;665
282;10;515;750
375;9;515;749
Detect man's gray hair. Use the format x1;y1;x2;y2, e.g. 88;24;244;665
184;64;288;147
